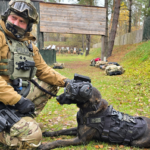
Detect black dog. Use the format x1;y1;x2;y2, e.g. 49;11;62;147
37;84;150;150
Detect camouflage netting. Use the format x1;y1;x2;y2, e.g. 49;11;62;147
143;16;150;41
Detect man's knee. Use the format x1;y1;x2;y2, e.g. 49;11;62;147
10;117;42;148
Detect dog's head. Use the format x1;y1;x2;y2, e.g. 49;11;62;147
57;74;108;112
57;84;108;115
57;85;101;106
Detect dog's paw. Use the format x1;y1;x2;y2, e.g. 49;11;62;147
37;144;44;150
37;143;52;150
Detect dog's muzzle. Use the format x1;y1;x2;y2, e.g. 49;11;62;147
64;80;92;103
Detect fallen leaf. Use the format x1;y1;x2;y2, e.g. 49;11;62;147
137;109;143;111
54;111;58;114
48;111;52;115
94;145;99;149
119;145;124;148
56;116;61;121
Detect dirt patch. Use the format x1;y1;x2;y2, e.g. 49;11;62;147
107;43;142;63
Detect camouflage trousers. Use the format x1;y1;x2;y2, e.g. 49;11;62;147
0;78;59;150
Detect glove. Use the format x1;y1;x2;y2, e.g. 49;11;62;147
64;79;72;87
56;93;72;105
15;97;35;114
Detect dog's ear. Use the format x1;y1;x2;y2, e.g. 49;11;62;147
91;87;102;101
101;99;108;108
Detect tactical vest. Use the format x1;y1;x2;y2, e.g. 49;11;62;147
0;26;37;96
0;26;37;81
77;105;146;145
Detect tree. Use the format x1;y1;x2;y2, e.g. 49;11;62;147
101;0;108;60
118;2;129;35
107;0;121;57
77;0;99;56
128;0;132;32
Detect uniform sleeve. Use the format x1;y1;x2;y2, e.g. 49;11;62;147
0;31;21;105
0;76;21;105
32;44;66;87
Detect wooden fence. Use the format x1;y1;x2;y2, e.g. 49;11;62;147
93;27;144;48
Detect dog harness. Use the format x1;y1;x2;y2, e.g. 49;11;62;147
77;105;146;145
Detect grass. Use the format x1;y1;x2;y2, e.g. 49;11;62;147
2;41;150;150
35;40;150;150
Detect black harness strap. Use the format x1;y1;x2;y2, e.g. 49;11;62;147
101;105;113;140
123;126;133;145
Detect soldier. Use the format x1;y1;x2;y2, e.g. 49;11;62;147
0;0;69;149
70;48;73;54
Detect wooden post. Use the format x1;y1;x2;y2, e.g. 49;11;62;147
32;0;44;50
101;35;105;60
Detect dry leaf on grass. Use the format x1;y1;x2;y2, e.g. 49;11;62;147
99;145;103;148
119;145;124;148
94;145;99;149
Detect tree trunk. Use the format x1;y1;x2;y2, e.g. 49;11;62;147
109;0;115;35
86;34;90;56
107;0;121;57
85;0;93;56
128;0;132;33
104;0;109;59
57;33;60;41
101;0;108;60
82;35;84;52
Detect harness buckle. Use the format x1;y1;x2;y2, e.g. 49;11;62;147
129;118;136;124
101;129;109;139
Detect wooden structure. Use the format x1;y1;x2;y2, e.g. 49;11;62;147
40;3;106;35
0;0;106;59
33;1;106;50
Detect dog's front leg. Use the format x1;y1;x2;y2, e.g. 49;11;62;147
43;127;77;137
38;137;85;150
38;128;96;150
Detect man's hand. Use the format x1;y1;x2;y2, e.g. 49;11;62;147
56;93;72;105
15;97;35;114
64;79;72;87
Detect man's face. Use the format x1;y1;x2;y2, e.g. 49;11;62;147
7;14;28;30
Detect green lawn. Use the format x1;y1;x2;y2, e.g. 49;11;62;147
36;41;150;150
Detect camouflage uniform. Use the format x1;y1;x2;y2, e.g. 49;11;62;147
0;0;66;149
0;78;58;149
